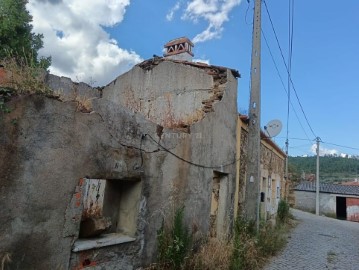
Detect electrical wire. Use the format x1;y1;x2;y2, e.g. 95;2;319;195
321;141;359;152
263;0;317;139
144;133;238;169
285;0;294;157
275;136;314;142
261;29;312;142
245;0;252;25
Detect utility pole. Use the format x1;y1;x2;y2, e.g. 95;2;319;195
244;0;261;230
316;137;320;215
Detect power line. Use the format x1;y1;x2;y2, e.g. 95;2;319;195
261;29;312;142
263;0;317;139
321;141;359;152
277;136;359;152
286;0;295;151
144;134;238;169
276;136;314;142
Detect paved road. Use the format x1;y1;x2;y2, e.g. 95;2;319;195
265;209;359;270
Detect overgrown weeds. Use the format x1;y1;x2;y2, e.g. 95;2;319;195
1;57;50;95
277;199;290;223
186;238;233;270
155;206;192;270
230;218;262;270
147;201;294;270
230;200;293;270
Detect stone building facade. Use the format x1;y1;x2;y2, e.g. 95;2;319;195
235;115;287;221
0;54;239;269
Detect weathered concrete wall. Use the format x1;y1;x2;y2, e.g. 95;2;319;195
294;191;316;213
100;60;238;264
0;59;238;269
103;59;232;128
295;191;359;221
0;95;160;269
45;74;101;101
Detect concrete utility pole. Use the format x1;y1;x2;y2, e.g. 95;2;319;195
244;0;261;230
316;137;320;215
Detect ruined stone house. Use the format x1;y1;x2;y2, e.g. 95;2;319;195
0;37;240;269
235;115;287;221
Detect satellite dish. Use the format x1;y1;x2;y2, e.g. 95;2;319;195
264;119;282;138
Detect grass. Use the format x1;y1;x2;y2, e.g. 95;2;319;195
230;200;294;270
154;206;192;270
188;238;234;270
146;201;295;270
1;57;50;95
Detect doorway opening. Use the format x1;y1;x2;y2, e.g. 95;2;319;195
336;196;347;220
210;171;228;239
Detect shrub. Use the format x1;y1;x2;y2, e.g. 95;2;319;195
277;200;290;224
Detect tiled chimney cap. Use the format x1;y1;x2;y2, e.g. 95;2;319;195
164;37;194;60
164;37;194;48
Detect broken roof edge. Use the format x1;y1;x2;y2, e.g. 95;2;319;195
136;56;240;78
239;114;287;158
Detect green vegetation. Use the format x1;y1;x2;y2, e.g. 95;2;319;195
0;0;51;68
0;0;52;114
156;206;192;269
289;156;359;183
150;201;294;270
231;200;292;270
277;199;290;223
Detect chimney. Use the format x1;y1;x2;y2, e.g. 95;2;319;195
163;37;194;62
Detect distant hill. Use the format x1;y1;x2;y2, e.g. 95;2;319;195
289;156;359;183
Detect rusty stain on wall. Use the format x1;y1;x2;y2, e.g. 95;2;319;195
347;197;359;222
82;179;106;220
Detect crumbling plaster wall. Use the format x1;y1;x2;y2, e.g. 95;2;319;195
0;93;162;269
0;60;238;269
102;60;239;260
103;59;229;128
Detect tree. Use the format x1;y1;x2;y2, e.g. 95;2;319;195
0;0;51;68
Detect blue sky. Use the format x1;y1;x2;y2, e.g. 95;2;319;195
28;0;359;157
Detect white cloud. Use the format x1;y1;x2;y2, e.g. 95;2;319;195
27;0;143;86
310;144;339;156
181;0;242;43
166;2;181;21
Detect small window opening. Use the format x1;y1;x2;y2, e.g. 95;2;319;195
73;178;142;252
